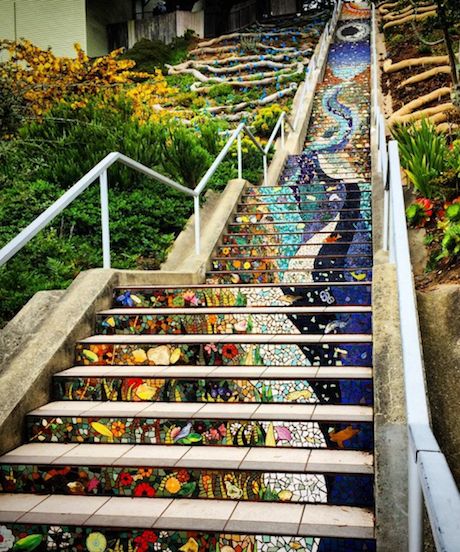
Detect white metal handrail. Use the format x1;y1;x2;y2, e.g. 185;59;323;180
371;5;460;551
0;121;271;266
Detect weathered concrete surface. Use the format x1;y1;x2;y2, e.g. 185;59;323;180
0;269;117;455
373;256;409;552
0;289;65;368
417;285;460;486
408;227;428;276
162;179;247;275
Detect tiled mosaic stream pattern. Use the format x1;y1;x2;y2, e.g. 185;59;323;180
0;3;376;549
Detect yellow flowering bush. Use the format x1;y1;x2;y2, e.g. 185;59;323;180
252;104;284;137
0;39;151;115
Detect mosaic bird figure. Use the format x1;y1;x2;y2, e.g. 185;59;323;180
329;425;360;448
173;423;192;442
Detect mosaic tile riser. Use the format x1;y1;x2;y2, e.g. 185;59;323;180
0;525;377;552
95;312;372;336
112;286;372;309
0;464;373;506
27;417;373;450
75;342;373;368
54;377;373;405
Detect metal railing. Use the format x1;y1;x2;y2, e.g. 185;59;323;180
0;122;270;266
371;5;460;551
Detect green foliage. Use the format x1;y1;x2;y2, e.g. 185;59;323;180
446;202;460;222
406;202;427;226
252;104;284;138
391;118;450;198
0;78;26;138
207;83;235;101
122;32;194;72
438;224;460;259
160;124;212;188
0;103;231;324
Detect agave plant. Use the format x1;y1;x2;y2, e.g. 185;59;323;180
391;118;450;198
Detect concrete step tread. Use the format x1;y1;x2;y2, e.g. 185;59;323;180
79;334;372;344
28;401;373;422
0;493;374;537
0;443;373;473
56;365;373;379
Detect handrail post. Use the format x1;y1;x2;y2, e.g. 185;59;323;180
263;155;268;186
281;116;285;148
237;132;243;180
99;169;111;269
409;454;423;552
194;195;201;256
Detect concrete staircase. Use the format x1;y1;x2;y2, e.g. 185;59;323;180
0;7;376;552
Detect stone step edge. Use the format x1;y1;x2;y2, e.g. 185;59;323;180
98;306;372;315
0;494;375;538
56;365;373;379
27;401;373;422
0;443;374;473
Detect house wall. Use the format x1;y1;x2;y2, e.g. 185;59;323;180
85;0;133;57
270;0;297;16
0;0;87;57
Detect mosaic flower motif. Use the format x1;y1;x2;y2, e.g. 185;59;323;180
222;344;239;359
0;526;14;552
86;532;107;552
134;482;156;497
134;530;158;552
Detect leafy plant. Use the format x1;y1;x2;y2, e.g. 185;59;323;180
160;124;212;188
252;104;284;138
406;198;434;227
391;119;450;198
438;224;460;259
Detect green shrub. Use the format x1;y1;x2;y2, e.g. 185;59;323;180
252;104;284;138
391;119;450;198
160;124;212;188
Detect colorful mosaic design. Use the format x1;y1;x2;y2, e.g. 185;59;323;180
27;416;373;450
0;8;376;548
0;464;373;506
54;376;373;405
75;342;373;367
0;524;377;552
95;312;372;336
113;284;372;308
